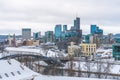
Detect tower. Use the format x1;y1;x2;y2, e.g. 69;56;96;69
22;28;31;41
55;24;62;40
74;17;80;30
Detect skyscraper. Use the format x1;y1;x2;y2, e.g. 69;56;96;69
45;31;54;42
90;25;103;47
91;25;98;34
22;28;31;40
33;32;41;40
91;25;103;35
63;25;67;32
74;17;80;30
55;24;62;40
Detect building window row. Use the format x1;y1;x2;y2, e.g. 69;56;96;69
0;71;21;79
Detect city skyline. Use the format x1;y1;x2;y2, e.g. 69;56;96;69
0;0;120;35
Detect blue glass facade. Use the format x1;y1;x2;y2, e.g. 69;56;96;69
74;17;80;30
45;31;54;42
91;25;98;34
97;29;103;35
91;25;103;35
63;25;67;32
85;35;90;43
55;24;62;39
54;17;82;43
33;32;41;40
113;45;120;60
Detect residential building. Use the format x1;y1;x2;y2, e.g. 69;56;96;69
22;28;31;40
80;43;96;56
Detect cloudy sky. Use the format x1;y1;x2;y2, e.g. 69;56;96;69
0;0;120;35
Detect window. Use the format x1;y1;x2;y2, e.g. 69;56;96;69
0;75;2;79
17;71;21;75
5;73;9;77
11;72;15;76
91;48;93;52
7;60;11;65
86;48;88;51
20;65;24;70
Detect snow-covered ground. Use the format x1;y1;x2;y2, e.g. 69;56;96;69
96;49;112;58
0;59;113;80
1;46;119;79
64;61;120;74
34;75;112;80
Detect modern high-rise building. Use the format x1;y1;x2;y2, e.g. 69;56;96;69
33;32;41;40
45;31;54;42
91;25;103;35
55;24;62;40
63;25;67;32
74;17;80;30
91;25;98;34
90;25;103;47
22;28;31;40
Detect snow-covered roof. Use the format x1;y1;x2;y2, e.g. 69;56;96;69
0;59;38;80
96;49;112;53
5;47;41;53
96;49;112;58
4;47;47;56
4;47;67;58
46;49;67;57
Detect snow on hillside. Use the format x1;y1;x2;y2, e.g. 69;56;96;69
64;61;120;75
34;75;113;80
0;59;38;80
0;59;115;80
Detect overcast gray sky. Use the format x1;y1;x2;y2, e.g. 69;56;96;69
0;0;120;35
